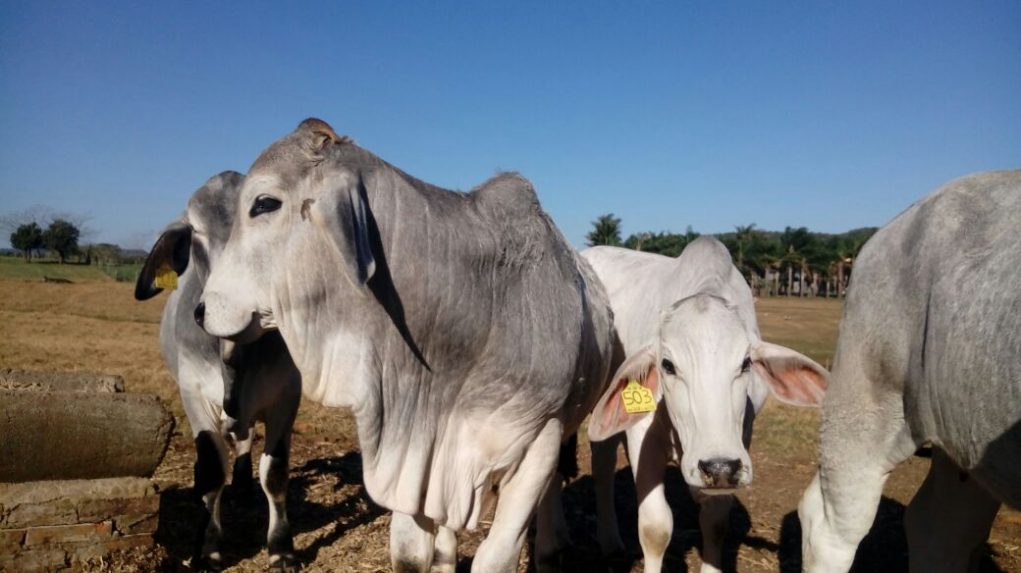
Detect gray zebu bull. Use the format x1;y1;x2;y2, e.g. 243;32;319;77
799;170;1021;572
583;237;828;573
194;119;615;572
136;171;302;572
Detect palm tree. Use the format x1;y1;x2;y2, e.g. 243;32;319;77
586;213;623;247
633;232;653;251
779;227;814;297
734;223;757;279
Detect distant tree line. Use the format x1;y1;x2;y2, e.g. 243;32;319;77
587;213;876;298
10;219;81;264
3;207;144;266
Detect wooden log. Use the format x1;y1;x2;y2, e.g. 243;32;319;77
0;370;124;394
0;391;173;482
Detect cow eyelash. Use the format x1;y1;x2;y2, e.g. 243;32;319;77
249;195;282;218
660;358;677;376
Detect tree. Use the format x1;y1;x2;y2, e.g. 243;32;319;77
43;219;80;264
778;227;816;296
587;213;622;247
10;223;44;262
86;243;123;265
733;223;757;276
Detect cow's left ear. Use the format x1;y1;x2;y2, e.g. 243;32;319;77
135;221;192;301
316;172;376;289
750;341;828;407
588;346;662;442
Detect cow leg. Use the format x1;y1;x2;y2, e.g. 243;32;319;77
692;490;732;573
261;403;297;572
472;419;562;573
591;435;626;555
534;473;570;573
534;433;576;567
626;417;671;573
905;449;1000;573
230;427;255;496
798;370;916;573
193;429;229;571
432;526;457;573
390;511;436;573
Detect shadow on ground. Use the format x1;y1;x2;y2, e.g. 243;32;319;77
532;466;1006;573
154;451;383;571
777;495;1007;573
154;454;1009;573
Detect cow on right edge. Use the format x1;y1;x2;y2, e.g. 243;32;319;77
799;170;1021;573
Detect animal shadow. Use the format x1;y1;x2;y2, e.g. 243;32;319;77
488;466;759;573
777;496;1007;572
155;450;383;570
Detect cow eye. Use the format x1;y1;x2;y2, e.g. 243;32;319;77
741;356;752;373
660;358;677;376
249;195;282;218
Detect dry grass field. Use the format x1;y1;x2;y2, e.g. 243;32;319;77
0;276;1018;572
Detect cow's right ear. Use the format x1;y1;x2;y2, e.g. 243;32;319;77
587;346;661;442
296;117;352;158
134;222;192;301
315;172;376;290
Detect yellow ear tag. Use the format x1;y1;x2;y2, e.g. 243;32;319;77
154;265;178;290
621;378;656;414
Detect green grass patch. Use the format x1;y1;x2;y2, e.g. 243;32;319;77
100;262;143;282
0;256;141;283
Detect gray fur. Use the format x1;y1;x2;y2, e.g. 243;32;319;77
799;169;1021;572
829;168;1021;501
198;119;615;543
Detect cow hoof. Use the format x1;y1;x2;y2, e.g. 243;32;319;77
269;554;299;572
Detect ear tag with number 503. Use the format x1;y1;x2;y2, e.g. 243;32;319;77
622;378;656;414
154;264;178;291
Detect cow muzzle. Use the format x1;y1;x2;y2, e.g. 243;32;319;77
697;457;744;490
197;292;264;343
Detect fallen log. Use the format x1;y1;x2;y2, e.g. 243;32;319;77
0;391;173;482
0;370;124;394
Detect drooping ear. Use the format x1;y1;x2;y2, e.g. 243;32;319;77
134;221;192;301
296;117;352;156
316;173;376;288
587;346;661;442
750;341;829;407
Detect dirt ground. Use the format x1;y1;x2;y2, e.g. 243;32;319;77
0;279;1018;572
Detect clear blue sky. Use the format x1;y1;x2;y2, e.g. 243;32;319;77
2;1;1019;249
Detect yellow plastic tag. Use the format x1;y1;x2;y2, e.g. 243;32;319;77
154;265;178;290
621;379;655;414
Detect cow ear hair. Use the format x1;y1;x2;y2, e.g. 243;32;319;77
587;346;661;442
318;173;376;289
135;221;192;301
750;341;828;407
296;118;352;156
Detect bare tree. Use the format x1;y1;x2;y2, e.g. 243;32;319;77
1;206;94;245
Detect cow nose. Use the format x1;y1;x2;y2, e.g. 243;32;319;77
697;458;743;488
194;302;206;327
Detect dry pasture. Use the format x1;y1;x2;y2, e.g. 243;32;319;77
0;277;1018;572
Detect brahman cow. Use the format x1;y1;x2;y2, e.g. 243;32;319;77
194;119;615;573
799;170;1021;572
584;237;828;573
136;171;301;572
